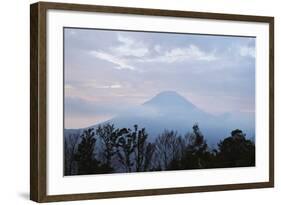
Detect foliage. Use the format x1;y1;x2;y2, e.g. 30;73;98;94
154;130;181;170
64;123;255;175
96;124;118;171
216;129;255;167
64;132;79;175
74;129;97;174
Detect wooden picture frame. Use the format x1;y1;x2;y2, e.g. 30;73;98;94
30;1;274;202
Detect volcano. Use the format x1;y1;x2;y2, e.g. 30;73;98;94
66;91;255;146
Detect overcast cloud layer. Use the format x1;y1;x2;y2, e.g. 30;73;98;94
64;28;255;129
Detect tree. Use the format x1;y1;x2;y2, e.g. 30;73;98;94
115;125;155;172
64;132;80;175
96;124;118;171
179;124;210;169
217;129;255;167
115;128;134;172
143;142;155;171
155;130;181;170
132;125;155;172
66;123;255;175
74;128;101;175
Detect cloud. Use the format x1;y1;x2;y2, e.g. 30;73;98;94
90;33;218;71
112;34;149;57
239;45;255;58
154;45;162;53
65;29;255;128
90;50;135;70
99;84;122;89
140;44;217;63
167;45;217;62
89;33;150;70
81;80;123;89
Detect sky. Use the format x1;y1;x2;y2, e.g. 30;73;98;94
64;28;255;129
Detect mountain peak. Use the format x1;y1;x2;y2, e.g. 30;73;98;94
143;91;196;110
155;90;182;97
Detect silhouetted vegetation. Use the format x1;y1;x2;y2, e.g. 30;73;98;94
64;132;79;175
216;129;255;167
64;123;255;176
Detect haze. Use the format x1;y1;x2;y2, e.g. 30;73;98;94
64;28;255;129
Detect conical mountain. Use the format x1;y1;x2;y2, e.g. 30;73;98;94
66;91;255;146
143;91;197;109
91;91;215;140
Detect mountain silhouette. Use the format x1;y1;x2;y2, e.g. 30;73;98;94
89;91;220;144
142;91;210;118
65;91;255;146
144;91;196;109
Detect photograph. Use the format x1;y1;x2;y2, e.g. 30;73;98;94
63;28;256;176
29;2;274;202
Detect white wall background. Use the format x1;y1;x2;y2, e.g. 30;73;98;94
0;0;279;204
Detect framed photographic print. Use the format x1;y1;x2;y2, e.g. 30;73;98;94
30;1;274;202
